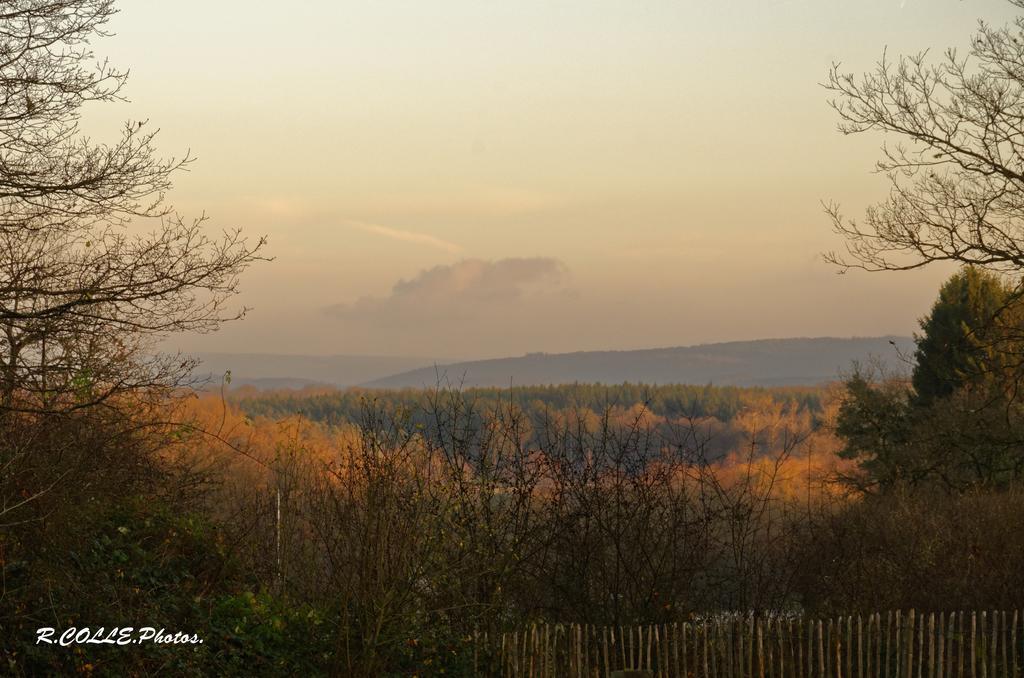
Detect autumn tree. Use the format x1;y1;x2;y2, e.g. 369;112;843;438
0;0;265;529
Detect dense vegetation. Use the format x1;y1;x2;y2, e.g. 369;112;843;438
5;1;1024;676
233;382;825;430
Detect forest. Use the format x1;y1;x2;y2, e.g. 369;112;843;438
7;262;1024;674
231;382;825;432
5;0;1024;676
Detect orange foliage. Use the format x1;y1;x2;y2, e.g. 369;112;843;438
165;393;357;488
167;387;859;507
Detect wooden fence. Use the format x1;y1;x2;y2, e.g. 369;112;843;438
491;610;1024;677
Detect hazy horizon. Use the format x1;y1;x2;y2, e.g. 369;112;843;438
87;1;1018;360
194;331;913;362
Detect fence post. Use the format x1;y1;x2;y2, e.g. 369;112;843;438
674;623;681;678
758;618;765;678
621;625;627;671
789;619;796;678
742;619;748;678
958;611;964;678
979;613;985;678
682;623;688;678
604;626;611;677
847;618;856;678
913;614;921;678
648;624;655;675
1002;612;1009;678
892;614;901;678
943;613;952;678
972;611;978;678
879;613;885;678
921;614;929;678
808;619;815;678
989;612;996;678
836;617;843;678
665;623;672;678
817;620;825;678
631;625;637;672
855;615;862;678
733;620;738;678
646;624;653;672
705;620;711;678
584;624;590;678
750;617;757;678
1012;610;1019;678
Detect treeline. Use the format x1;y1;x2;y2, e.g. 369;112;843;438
230;382;826;429
228;382;832;469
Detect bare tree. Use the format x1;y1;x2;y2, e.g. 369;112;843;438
0;0;265;529
0;0;267;414
0;216;264;413
824;1;1024;274
0;1;184;229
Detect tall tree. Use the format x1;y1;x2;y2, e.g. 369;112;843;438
825;0;1024;473
912;267;1015;405
0;1;266;416
824;1;1024;275
837;269;1024;492
0;1;266;525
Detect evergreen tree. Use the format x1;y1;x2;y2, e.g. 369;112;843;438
835;370;915;492
911;267;1014;405
837;268;1024;491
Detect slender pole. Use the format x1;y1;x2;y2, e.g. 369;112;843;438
275;485;282;590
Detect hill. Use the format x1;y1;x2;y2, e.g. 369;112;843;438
192;353;441;389
361;336;915;389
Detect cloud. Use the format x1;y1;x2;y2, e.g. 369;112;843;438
325;257;569;325
350;220;462;253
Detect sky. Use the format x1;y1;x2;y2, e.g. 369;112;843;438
87;0;1022;360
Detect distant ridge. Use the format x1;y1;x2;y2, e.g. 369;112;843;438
361;336;915;389
192;353;441;390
